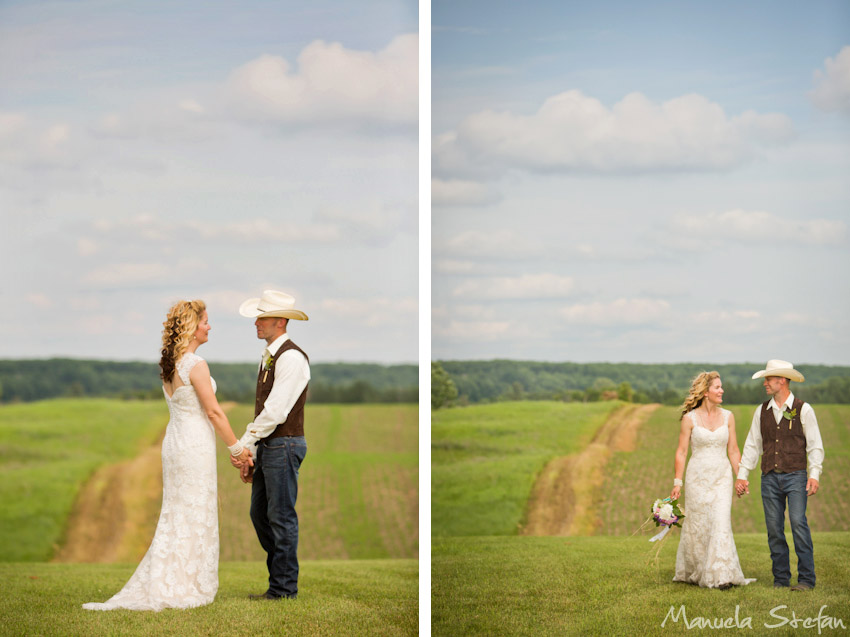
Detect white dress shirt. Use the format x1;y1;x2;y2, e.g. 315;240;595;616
239;333;310;452
737;392;824;482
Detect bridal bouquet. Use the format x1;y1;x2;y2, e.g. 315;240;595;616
634;496;685;566
651;497;685;535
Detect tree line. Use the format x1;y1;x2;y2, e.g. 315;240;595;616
431;360;850;408
0;359;418;404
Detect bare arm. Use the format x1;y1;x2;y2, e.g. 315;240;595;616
190;361;252;465
726;410;741;477
671;414;692;500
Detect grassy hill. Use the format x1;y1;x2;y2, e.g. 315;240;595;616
431;401;619;537
218;403;418;561
0;399;168;562
432;534;850;636
600;404;850;536
0;559;417;636
432;401;850;635
433;401;850;539
0;399;418;563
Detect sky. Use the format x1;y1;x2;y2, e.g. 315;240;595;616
0;0;418;363
432;0;850;365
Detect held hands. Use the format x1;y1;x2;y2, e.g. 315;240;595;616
229;444;254;484
229;446;254;468
735;479;749;498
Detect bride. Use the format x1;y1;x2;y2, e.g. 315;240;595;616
671;371;755;589
83;300;253;611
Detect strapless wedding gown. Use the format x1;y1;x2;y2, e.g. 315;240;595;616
673;409;755;588
83;353;219;611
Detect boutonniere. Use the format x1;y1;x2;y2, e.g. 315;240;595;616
262;353;274;382
782;408;797;429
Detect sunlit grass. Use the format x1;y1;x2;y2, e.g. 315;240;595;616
0;559;417;636
431;401;620;536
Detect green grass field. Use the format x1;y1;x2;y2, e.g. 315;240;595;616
0;559;417;636
432;533;850;636
0;399;418;563
431;401;619;536
0;399;169;561
1;398;418;634
601;404;850;535
432;401;850;635
219;403;419;561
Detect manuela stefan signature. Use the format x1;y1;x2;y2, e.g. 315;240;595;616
661;604;846;632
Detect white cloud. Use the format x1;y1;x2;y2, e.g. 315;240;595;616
440;229;538;259
178;99;205;114
91;211;404;247
689;309;762;332
25;293;53;309
82;259;204;286
92;98;214;142
559;298;671;325
810;46;850;116
0;110;76;168
191;217;341;244
224;34;418;128
83;262;172;286
433;319;512;342
433;259;490;275
452;273;575;300
76;237;99;256
319;296;417;328
671;209;847;246
431;178;500;207
434;90;794;177
313;199;417;244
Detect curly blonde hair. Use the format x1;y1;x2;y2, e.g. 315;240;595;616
159;300;206;382
679;371;721;419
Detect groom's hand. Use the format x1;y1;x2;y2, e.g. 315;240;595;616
735;479;749;498
806;478;819;496
230;448;254;468
240;464;254;484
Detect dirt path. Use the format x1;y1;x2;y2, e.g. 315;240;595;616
521;403;659;537
54;402;239;563
52;429;165;563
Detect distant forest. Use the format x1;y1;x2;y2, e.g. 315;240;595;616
437;360;850;406
0;359;418;404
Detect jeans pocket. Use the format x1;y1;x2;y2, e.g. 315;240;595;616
289;441;307;469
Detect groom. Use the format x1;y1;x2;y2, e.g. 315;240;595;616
735;360;824;591
233;290;310;601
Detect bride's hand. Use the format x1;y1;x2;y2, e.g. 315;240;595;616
235;447;253;466
671;486;681;500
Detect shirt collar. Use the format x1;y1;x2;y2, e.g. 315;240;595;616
769;392;795;411
265;333;290;357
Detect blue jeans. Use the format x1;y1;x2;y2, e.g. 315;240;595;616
761;470;815;587
251;436;307;598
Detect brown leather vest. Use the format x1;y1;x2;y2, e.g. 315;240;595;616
760;397;806;474
254;339;308;438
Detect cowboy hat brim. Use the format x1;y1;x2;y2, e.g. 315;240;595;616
752;368;805;383
239;298;309;321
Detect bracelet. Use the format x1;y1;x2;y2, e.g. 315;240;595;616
228;441;244;457
673;478;683;487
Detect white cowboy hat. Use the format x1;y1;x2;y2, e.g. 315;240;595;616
239;290;309;321
752;359;805;383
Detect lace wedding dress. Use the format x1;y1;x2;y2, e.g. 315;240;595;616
673;409;755;588
83;353;219;611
